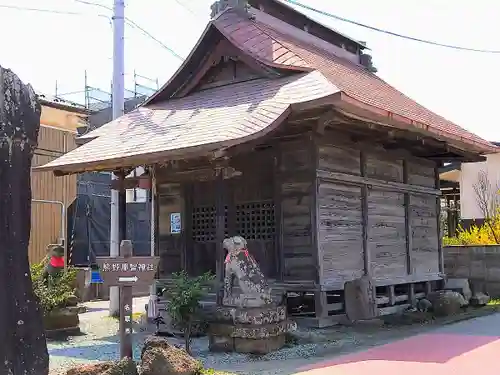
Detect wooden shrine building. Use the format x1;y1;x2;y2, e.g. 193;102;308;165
38;0;497;325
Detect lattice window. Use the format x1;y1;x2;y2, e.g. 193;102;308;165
235;201;275;240
192;205;228;242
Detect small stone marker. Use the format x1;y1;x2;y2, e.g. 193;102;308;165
96;240;160;359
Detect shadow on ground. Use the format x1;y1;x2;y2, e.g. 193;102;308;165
49;338;143;361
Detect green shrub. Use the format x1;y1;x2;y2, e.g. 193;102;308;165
31;263;78;314
164;270;214;353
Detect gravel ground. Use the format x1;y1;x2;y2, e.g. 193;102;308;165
49;298;499;375
48;298;416;375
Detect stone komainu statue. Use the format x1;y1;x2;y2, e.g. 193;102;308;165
43;245;65;281
222;236;272;307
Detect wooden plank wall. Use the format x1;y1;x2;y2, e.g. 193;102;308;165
366;154;407;281
278;137;317;281
408;163;440;275
317;144;364;286
30;125;77;263
316;133;441;289
157;183;184;277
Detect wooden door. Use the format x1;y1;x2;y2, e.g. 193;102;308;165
234;201;276;278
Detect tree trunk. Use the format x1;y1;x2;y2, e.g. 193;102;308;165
0;67;49;374
185;319;192;355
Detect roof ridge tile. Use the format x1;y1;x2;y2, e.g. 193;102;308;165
256;19;494;151
214;8;310;70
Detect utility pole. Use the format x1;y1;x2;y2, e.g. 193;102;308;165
109;0;125;317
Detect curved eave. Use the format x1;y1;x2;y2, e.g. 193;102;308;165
332;92;498;158
36;107;293;176
144;23;217;106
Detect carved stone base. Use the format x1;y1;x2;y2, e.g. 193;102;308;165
223;295;270;308
209;333;287;354
208;305;296;354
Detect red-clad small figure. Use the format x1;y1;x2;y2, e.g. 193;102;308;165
43;245;65;282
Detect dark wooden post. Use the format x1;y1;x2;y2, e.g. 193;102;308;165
183;183;193;274
403;160;413;275
273;147;284;280
215;169;225;305
360;151;370;276
118;172;127;244
96;243;159;360
311;135;328;322
119;240;133;359
435;165;444;274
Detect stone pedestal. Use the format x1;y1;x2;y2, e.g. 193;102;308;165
208;304;296;354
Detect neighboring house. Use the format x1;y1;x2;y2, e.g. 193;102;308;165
68;96;151;267
30;95;89;263
440;142;500;228
439;162;461;236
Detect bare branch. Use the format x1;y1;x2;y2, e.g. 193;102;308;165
473;170;500;243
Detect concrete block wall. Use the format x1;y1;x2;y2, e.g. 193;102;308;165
444;245;500;297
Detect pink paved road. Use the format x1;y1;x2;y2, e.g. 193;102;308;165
295;314;500;375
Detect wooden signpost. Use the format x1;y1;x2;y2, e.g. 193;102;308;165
97;240;160;359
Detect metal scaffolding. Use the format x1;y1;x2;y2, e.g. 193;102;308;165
53;70;160;112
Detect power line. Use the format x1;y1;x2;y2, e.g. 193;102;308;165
173;0;198;17
283;0;500;54
73;0;184;60
124;18;185;60
0;3;108;19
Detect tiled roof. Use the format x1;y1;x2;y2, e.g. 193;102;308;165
214;8;496;152
215;10;310;70
36;71;339;174
38;5;496;175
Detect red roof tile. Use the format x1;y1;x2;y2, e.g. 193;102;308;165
215;8;495;152
214;10;310;70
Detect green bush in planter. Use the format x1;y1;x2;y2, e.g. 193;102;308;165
31;262;78;315
164;270;215;353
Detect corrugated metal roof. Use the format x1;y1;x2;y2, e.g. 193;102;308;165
36;71;339;175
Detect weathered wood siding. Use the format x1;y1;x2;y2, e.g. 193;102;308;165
319;182;364;284
157;183;184;277
30;125;77;263
368;190;406;279
278;137;316;281
316;133;441;288
408;162;440;275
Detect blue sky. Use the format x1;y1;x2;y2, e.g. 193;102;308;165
1;0;499;141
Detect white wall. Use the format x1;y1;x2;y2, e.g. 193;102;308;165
460;153;500;219
126;166;148;203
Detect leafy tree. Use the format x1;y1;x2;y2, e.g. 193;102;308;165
164;271;214;353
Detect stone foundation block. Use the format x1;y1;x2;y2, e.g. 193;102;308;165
209;333;287;355
213;305;287;325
